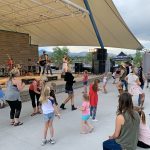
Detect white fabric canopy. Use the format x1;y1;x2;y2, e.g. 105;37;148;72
0;0;143;49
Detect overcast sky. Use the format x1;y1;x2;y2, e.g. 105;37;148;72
113;0;150;48
40;0;150;54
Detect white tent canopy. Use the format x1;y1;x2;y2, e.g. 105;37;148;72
0;0;143;49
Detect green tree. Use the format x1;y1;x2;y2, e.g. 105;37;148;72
133;51;143;67
52;47;69;68
85;52;92;64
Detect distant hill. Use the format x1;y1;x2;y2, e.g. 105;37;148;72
68;52;88;57
38;49;124;58
38;49;88;57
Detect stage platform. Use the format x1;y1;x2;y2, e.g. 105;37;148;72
0;75;58;85
0;73;107;104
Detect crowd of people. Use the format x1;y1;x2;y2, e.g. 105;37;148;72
105;62;150;149
0;57;150;149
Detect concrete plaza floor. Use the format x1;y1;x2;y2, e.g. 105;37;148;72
0;80;150;150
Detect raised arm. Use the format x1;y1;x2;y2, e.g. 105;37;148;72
12;78;25;91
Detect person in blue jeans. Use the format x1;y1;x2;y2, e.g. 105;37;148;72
103;93;140;150
103;139;121;150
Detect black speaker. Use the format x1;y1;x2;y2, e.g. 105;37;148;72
93;60;106;74
93;48;107;61
75;63;83;73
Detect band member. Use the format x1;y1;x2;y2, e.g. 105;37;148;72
39;51;48;76
46;57;53;75
7;57;14;72
62;55;68;73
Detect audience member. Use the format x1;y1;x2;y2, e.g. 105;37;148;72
103;93;140;150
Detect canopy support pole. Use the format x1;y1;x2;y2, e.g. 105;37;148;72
83;0;104;49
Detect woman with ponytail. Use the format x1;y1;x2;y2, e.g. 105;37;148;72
5;68;25;126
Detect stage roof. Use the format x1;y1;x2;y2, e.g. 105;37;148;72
0;0;143;50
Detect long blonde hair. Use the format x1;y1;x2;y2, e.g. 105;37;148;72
39;85;50;104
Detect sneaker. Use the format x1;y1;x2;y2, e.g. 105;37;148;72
41;139;47;146
92;119;98;122
49;139;56;144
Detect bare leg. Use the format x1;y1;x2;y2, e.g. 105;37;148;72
70;94;77;110
10;119;14;124
49;120;54;139
70;94;74;105
31;107;37;116
85;121;93;132
63;95;72;104
60;94;71;109
44;121;49;139
80;121;88;134
36;106;42;114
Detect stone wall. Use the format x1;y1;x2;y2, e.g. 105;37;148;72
0;30;38;65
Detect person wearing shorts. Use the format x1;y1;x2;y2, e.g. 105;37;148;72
40;86;60;146
78;94;93;134
60;69;77;110
43;112;54;122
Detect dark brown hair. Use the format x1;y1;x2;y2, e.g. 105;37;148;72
117;92;135;120
92;79;100;92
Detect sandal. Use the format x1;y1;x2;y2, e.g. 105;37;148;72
10;121;15;125
14;122;23;126
89;128;94;133
36;111;42;114
31;112;37;116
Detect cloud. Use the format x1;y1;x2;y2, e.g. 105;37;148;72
113;0;150;48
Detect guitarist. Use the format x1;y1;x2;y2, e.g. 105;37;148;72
39;51;48;76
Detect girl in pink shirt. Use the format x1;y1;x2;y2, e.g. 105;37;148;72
137;110;150;148
78;94;93;134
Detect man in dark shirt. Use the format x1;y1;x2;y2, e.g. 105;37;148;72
39;51;48;76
